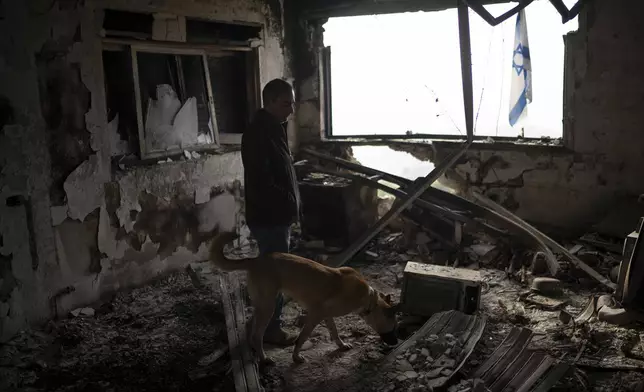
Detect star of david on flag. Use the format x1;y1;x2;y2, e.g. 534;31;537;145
509;9;532;127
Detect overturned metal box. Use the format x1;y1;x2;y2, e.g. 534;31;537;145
401;262;482;317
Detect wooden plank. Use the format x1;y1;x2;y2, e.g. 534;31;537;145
186;263;262;392
219;275;247;391
220;273;263;392
229;274;263;392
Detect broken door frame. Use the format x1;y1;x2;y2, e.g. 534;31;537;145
130;44;220;159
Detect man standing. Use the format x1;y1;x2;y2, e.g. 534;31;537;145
241;78;300;346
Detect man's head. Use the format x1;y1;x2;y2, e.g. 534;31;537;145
262;78;295;123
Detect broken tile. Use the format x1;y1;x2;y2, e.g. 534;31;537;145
396;359;414;372
425;367;444;378
404;370;418;379
197;346;227;367
433;355;456;369
427;377;449;389
70;307;95;317
365;250;380;259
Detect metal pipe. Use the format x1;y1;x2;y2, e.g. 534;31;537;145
474;192;617;289
459;0;475;143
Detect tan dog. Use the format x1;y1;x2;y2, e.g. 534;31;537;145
210;231;399;364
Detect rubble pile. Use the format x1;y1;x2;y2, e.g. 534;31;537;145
382;333;465;392
0;272;231;392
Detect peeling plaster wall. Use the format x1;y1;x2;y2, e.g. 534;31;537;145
291;0;644;231
0;0;287;342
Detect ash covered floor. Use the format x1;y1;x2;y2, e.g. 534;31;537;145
2;235;644;391
0;273;232;392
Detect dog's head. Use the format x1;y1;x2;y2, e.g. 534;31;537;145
359;288;399;345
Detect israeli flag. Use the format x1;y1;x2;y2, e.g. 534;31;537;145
509;9;532;127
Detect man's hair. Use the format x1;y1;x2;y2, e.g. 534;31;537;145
262;78;293;105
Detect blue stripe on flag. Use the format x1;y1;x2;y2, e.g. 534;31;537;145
509;81;528;126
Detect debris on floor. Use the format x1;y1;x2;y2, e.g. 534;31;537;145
377;310;485;392
0;273;231;392
468;326;568;392
5;145;644;392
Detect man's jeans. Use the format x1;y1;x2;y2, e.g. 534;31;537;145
247;224;291;332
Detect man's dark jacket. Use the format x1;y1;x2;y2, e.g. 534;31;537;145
241;109;300;226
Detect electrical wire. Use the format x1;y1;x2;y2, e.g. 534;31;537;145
474;24;496;135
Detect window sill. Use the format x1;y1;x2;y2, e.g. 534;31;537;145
317;136;572;154
112;144;241;170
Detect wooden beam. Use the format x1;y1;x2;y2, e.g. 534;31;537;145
187;264;263;392
300;0;512;19
220;273;264;392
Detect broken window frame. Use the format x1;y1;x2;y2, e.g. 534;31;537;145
130;44;219;160
212;45;262;145
318;0;579;143
319;42;526;142
101;38;262;160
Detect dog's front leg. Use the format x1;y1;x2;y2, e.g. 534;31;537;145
292;316;321;364
250;301;275;365
325;318;352;351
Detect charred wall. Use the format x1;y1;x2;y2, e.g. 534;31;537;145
290;0;644;231
0;0;287;342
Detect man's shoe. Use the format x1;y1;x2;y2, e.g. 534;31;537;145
264;328;297;346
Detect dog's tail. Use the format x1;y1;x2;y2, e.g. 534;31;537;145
209;231;256;271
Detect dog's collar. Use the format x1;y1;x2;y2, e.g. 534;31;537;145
359;287;379;316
